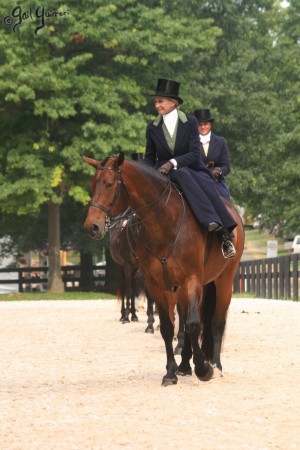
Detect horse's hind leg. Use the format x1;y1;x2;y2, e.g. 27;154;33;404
201;282;216;363
185;286;213;382
157;303;178;386
212;307;228;372
212;275;235;372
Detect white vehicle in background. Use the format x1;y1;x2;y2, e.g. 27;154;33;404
291;235;300;254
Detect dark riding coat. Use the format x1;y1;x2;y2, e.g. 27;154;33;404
200;132;231;200
144;110;237;232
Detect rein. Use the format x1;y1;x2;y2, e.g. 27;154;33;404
89;165;173;229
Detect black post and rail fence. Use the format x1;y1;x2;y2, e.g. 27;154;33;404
0;265;108;294
233;253;300;301
0;253;299;300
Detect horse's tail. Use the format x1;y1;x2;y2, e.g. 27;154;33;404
200;281;216;362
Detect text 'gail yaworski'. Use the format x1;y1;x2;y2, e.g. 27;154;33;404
3;5;70;35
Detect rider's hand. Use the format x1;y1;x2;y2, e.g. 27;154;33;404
206;161;214;170
158;161;174;176
211;167;222;180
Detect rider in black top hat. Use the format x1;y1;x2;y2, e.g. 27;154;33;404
143;78;236;259
194;108;231;200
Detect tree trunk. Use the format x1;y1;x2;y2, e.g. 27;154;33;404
47;201;64;293
79;251;94;291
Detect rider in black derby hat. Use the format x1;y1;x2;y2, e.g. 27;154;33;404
193;108;234;256
150;78;183;104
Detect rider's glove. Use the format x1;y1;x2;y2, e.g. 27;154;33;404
211;167;222;180
158;161;174;176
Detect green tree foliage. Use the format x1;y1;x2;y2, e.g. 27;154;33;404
0;0;220;290
186;0;299;235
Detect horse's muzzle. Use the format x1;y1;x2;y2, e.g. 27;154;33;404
84;220;106;240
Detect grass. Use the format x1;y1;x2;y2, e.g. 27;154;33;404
244;228;290;257
245;228;269;245
232;292;254;298
0;291;116;301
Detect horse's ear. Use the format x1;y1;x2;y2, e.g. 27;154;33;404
117;152;125;166
81;155;100;169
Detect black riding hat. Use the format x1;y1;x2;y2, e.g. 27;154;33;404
150;78;183;104
194;109;214;123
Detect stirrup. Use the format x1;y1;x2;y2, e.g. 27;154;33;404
221;241;236;259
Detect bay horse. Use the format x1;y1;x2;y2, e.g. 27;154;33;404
83;153;244;386
109;214;156;333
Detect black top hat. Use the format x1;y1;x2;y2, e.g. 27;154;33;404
150;78;183;104
193;109;214;123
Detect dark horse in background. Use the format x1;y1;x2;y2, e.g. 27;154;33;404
109;214;156;333
84;153;244;386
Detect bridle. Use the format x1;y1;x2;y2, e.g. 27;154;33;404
89;166;127;229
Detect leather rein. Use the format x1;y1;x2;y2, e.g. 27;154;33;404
89;164;186;291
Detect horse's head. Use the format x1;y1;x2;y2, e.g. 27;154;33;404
83;153;128;240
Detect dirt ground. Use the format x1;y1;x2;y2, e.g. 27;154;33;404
1;297;300;450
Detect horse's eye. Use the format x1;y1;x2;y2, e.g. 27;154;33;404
106;182;114;189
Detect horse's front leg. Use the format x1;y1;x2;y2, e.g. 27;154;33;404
176;291;193;375
122;295;131;323
120;294;126;322
123;267;134;323
185;285;214;382
177;330;193;376
157;303;178;386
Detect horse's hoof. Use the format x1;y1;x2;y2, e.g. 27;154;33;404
176;368;192;376
122;318;130;324
145;327;154;334
196;362;214;382
162;376;178;387
131;316;139;322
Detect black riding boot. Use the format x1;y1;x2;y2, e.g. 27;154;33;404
220;229;236;259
